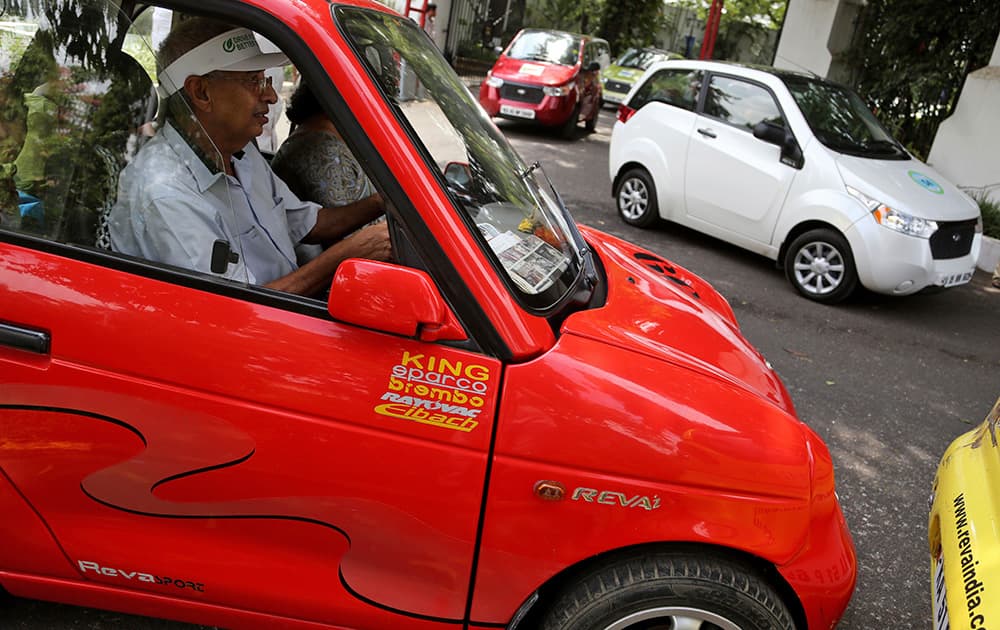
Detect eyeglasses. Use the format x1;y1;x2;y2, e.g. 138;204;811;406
206;72;274;95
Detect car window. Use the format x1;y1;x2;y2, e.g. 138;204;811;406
339;9;590;309
598;43;611;68
782;76;907;159
0;2;158;248
618;48;672;70
703;75;784;131
629;68;702;112
506;31;580;67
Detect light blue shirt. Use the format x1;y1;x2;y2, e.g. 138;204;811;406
109;122;320;284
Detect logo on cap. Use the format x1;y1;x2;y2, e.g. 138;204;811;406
222;32;257;54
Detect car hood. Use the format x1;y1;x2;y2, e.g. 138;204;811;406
565;227;794;413
490;55;577;86
834;154;978;221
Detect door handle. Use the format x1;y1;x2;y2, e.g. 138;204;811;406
0;321;50;354
697;128;717;138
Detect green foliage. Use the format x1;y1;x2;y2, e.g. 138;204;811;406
849;0;1000;160
974;192;1000;239
524;0;666;52
455;39;499;63
522;0;784;58
669;0;786;28
598;0;667;54
525;0;602;34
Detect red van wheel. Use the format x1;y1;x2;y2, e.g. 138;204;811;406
559;103;580;139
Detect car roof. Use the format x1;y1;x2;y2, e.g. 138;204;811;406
644;58;846;89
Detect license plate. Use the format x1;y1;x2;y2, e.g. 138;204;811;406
500;104;535;119
933;552;950;630
939;271;973;287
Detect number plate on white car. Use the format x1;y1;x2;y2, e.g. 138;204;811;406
933;552;950;630
939;271;974;287
500;104;535;119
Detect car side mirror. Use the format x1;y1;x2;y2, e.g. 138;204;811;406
493;45;504;55
753;121;804;170
586;61;601;73
444;161;472;191
328;259;467;342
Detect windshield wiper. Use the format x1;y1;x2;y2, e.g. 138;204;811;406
520;161;541;180
864;139;905;154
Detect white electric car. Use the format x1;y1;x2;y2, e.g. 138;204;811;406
609;60;982;304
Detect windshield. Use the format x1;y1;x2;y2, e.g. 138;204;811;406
616;48;672;70
506;30;581;67
782;77;908;160
336;8;591;310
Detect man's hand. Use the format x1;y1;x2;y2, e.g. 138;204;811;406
264;222;391;297
342;222;392;262
306;194;385;244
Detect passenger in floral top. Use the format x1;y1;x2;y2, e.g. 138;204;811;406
271;81;385;264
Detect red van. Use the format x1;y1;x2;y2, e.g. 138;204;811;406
0;0;855;628
479;28;610;138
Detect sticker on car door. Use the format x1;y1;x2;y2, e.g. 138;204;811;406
375;350;492;432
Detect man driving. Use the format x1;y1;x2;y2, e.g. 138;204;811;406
110;17;390;296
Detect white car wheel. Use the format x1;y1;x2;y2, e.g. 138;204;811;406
785;228;858;303
615;168;658;228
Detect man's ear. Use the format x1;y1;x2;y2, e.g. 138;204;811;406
183;75;213;112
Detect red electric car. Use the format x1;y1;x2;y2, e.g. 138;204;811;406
479;28;610;138
0;0;855;628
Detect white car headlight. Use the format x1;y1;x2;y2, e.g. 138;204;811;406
543;83;571;97
485;75;503;88
847;186;938;238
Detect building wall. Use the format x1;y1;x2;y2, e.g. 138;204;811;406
927;33;1000;204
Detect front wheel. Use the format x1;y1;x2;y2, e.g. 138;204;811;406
784;228;858;303
559;103;581;139
614;167;659;228
540;551;795;630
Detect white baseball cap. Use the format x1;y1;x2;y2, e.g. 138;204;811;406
160;28;289;95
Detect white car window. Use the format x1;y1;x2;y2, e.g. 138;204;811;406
630;68;702;112
703;75;783;131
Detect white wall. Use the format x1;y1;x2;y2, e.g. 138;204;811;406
927;33;1000;205
772;0;838;75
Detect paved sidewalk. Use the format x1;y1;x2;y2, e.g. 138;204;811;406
457;72;484;91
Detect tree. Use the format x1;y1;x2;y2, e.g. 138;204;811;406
525;0;602;34
598;0;667;54
669;0;786;29
849;0;1000;159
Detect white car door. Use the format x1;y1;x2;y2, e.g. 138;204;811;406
623;68;703;221
684;73;797;250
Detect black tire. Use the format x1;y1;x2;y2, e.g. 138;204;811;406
585;105;598;132
540;551;795;630
783;228;858;304
614;167;658;228
560;103;580;139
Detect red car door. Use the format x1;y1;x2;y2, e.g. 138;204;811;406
0;242;499;627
